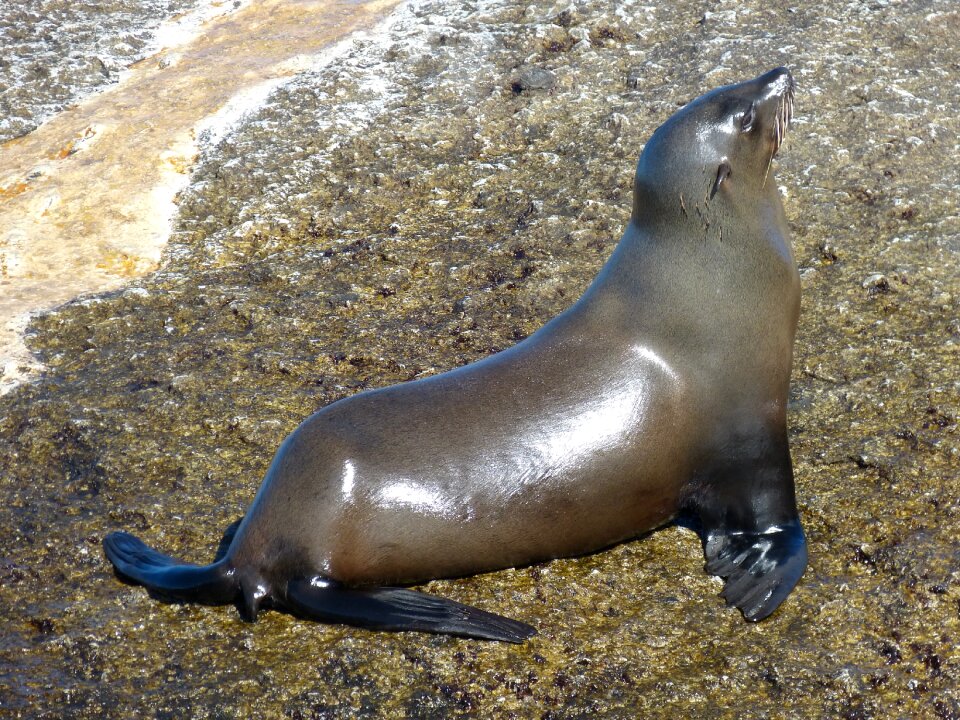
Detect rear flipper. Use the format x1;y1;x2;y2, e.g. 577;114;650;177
704;521;807;621
286;579;537;643
104;531;236;606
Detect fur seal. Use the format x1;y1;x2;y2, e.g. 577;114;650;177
105;67;806;642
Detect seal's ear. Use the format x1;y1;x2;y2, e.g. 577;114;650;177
711;161;732;199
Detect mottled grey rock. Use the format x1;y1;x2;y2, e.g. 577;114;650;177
511;64;557;92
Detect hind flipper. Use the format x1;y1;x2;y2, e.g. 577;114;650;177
286;579;536;643
104;531;235;605
704;521;806;621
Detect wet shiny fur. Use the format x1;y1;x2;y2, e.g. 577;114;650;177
105;68;806;641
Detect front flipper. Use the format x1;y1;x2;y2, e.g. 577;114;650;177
692;423;808;621
704;521;806;621
285;579;537;643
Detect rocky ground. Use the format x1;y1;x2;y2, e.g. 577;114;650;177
0;0;210;142
1;0;958;717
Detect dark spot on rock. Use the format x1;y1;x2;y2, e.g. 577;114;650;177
434;683;478;712
402;648;426;667
879;641;902;664
590;24;628;45
505;671;538;699
516;201;537;230
543;36;576;53
30;617;54;634
486;268;509;286
861;273;890;294
127;377;161;392
0;560;27;583
894;427;918;448
585;236;607;252
554;9;574;27
933;697;960;720
912;644;943;676
819;242;838;262
923;407;954;429
842;702;873;720
760;666;780;687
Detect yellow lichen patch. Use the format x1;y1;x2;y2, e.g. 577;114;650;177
52;141;76;160
95;250;159;278
50;126;100;160
159;148;199;175
0;182;28;199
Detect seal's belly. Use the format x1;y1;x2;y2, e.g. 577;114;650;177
324;410;692;584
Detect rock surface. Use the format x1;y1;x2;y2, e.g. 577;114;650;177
1;0;959;717
0;0;206;142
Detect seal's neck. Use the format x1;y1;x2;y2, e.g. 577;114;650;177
630;171;786;250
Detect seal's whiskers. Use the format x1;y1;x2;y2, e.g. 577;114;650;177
764;83;794;187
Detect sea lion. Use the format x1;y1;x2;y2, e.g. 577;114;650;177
105;67;806;642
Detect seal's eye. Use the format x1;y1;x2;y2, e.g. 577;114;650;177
740;104;756;132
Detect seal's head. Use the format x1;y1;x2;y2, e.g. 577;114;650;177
632;67;795;223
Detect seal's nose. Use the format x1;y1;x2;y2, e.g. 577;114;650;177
757;67;795;95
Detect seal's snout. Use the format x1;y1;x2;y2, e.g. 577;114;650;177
753;68;795;158
757;67;794;92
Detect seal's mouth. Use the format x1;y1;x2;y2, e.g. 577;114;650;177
771;75;795;159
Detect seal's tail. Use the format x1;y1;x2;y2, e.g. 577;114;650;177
103;531;236;606
105;531;538;642
285;579;537;643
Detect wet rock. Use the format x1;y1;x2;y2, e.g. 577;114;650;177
0;0;206;141
511;65;557;93
2;0;960;716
